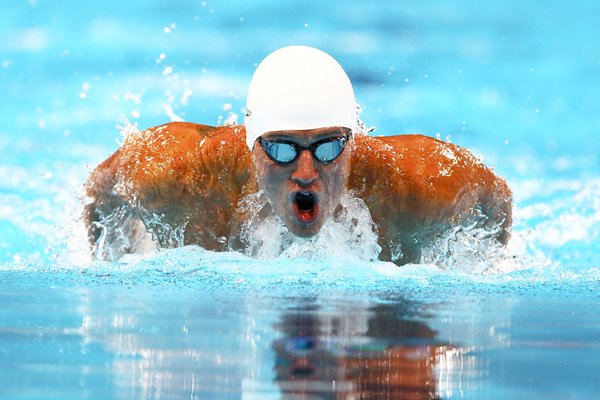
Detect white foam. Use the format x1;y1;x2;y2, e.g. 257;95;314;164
238;191;381;264
421;223;552;275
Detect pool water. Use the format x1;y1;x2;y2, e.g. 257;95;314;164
1;0;600;399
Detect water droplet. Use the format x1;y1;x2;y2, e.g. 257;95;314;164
180;88;193;106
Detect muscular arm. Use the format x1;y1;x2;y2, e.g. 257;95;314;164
84;122;254;260
349;134;512;264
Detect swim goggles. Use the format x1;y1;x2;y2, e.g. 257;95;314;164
257;130;352;165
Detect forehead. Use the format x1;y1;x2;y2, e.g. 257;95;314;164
261;127;349;143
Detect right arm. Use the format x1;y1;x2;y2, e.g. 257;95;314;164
84;122;254;260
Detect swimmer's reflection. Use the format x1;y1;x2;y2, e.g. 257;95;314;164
272;301;453;399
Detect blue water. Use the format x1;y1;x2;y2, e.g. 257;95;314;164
2;0;600;399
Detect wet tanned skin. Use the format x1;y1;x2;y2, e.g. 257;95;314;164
85;122;512;264
350;133;512;264
85;123;256;258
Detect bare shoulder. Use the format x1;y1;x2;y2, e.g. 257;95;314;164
350;133;511;212
84;122;254;257
349;133;512;263
87;122;252;208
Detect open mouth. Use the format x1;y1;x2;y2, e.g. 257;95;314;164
292;192;319;224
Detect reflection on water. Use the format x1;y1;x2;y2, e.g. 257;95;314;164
4;280;600;399
74;290;476;399
77;289;257;399
271;300;471;399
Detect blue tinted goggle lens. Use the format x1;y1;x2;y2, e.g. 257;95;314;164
258;132;351;164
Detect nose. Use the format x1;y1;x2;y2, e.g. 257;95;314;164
291;150;318;187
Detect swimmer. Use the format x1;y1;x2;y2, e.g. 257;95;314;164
85;46;512;265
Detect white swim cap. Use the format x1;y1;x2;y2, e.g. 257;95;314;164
244;46;357;149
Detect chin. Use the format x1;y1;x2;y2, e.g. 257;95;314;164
288;226;321;239
288;221;323;238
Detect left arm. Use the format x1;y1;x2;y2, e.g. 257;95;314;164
349;134;512;264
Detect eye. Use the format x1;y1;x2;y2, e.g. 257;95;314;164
314;139;344;162
264;141;297;163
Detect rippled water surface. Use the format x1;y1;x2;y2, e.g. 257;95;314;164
1;0;600;399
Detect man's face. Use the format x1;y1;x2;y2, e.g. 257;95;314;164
252;127;353;237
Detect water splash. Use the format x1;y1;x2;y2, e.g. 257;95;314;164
218;103;239;126
353;104;372;136
71;185;550;277
86;204;155;262
238;191;381;263
115;117;139;145
421;221;552;275
237;188;538;274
